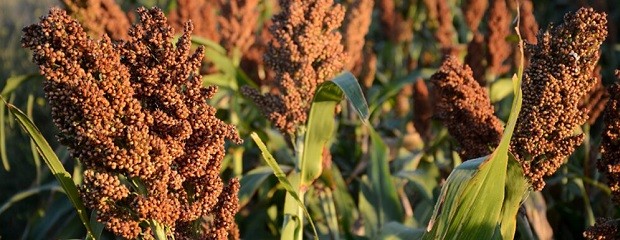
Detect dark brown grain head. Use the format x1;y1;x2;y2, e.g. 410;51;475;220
511;7;607;191
486;0;512;76
584;218;619;240
219;0;261;55
431;56;504;160
22;7;241;238
599;70;620;203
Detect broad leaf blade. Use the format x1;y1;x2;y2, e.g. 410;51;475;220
300;71;368;190
5;102;95;239
423;24;526;239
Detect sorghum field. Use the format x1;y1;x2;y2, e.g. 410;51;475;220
0;0;619;239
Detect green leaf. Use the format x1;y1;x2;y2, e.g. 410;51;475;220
0;183;62;215
423;23;527;239
281;171;303;240
250;132;319;240
361;127;404;237
1;74;42;96
4;101;96;239
379;222;425;240
149;219;168;240
498;153;530;239
318;187;340;240
238;165;292;207
367;69;434;114
0;100;8;171
190;36;226;55
27;93;42;185
489;78;514;103
326;167;359;239
300;71;369;190
203;73;237;90
88;211;104;240
0;74;42;171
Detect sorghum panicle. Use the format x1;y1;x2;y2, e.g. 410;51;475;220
464;32;486;85
242;0;347;136
462;0;487;32
519;0;539;45
413;79;433;141
342;0;374;74
426;0;456;54
599;70;620;203
584;218;620;240
169;0;221;42
378;0;413;43
580;65;609;125
511;8;607;191
431;56;504;160
22;7;241;239
219;0;260;55
61;0;131;40
486;0;512;76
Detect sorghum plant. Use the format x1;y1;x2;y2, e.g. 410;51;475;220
342;0;373;75
585;70;620;240
242;0;347;137
22;7;241;239
598;70;620;203
511;8;607;190
60;0;131;40
431;56;504;160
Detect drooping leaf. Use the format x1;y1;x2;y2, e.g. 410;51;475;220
250;132;319;239
300;71;369;190
238;165;292;207
0;183;62;215
5;101;95;239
